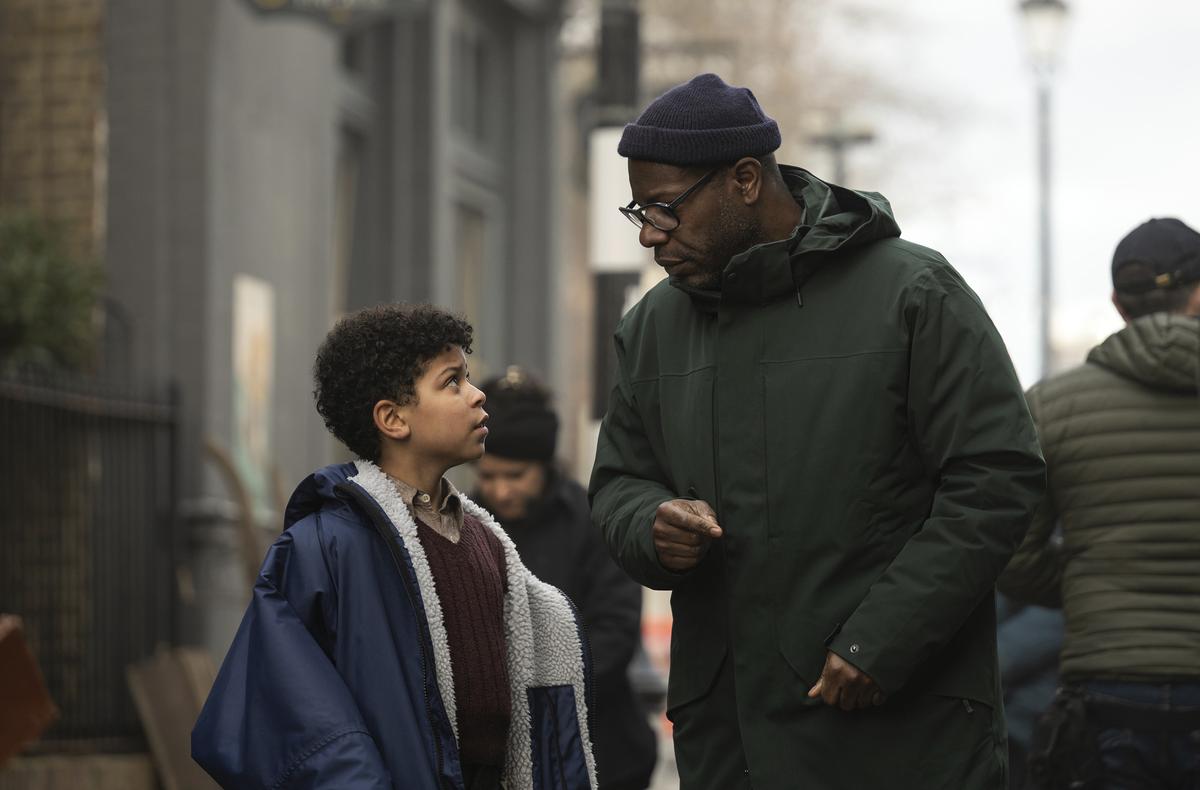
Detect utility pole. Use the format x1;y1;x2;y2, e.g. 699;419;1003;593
596;0;639;122
590;0;643;420
1017;0;1069;377
808;122;875;185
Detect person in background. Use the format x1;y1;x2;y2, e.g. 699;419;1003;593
1001;217;1200;789
475;366;657;790
996;593;1063;789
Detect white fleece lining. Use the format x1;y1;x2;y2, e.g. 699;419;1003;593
347;460;596;789
462;496;597;790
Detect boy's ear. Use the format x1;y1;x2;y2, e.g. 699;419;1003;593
373;399;411;441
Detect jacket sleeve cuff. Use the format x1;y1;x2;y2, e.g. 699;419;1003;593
826;628;900;696
632;513;700;590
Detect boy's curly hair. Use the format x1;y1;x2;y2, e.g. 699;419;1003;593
313;304;474;462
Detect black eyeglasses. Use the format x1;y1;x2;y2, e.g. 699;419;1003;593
619;169;718;232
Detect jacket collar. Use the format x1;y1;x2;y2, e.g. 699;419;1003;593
668;211;804;314
669;167;901;310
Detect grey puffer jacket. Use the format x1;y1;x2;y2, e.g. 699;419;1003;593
1000;313;1200;681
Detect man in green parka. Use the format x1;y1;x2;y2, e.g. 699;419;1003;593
588;73;1046;789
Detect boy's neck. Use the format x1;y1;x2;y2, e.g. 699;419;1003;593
378;451;450;499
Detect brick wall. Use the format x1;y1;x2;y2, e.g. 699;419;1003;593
0;0;106;259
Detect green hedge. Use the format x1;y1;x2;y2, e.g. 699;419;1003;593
0;214;102;373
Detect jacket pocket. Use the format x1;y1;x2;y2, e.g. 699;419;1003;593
632;367;717;500
527;685;590;790
778;615;836;690
908;693;1004;789
903;595;1001;709
665;636;727;718
665;581;728;716
761;353;909;506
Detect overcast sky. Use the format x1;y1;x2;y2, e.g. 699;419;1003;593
810;0;1200;386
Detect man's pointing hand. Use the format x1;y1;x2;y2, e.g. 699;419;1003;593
653;499;722;572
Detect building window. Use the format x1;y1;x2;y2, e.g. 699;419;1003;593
454;201;487;335
451;24;491;146
340;29;368;76
332;127;364;318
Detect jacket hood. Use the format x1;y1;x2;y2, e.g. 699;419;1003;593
283;461;359;530
670;166;901;310
1088;313;1200;394
783;166;900;260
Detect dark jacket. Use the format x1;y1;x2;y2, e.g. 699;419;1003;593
193;461;596;789
1000;313;1200;681
477;470;656;790
589;167;1046;788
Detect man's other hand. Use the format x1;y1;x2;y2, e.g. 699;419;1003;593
652;499;722;572
807;650;886;711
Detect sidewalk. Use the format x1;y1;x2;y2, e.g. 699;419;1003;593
647;713;679;790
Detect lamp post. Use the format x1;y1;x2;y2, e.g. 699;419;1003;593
808;121;875;186
1018;0;1069;378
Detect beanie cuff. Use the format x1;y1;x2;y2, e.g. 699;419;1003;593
618;120;781;166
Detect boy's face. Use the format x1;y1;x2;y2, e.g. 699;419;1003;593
400;345;489;467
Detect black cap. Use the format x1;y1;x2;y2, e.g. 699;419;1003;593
1112;217;1200;295
618;73;781;166
480;366;558;463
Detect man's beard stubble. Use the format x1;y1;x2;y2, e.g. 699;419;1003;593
689;201;764;290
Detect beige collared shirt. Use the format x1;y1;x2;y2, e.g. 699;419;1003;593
388;475;465;543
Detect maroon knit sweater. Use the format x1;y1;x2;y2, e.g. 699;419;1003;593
415;512;511;767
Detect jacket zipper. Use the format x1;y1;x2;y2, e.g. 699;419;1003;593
338;483;451;789
562;595;595;741
710;372;723;520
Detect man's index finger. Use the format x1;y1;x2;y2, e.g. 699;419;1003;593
669;501;722;537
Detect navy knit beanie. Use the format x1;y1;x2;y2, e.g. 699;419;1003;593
618;73;781;166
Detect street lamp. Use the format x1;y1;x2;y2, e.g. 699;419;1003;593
1018;0;1069;378
808;117;875;186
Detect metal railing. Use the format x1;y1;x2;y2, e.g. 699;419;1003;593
0;372;178;751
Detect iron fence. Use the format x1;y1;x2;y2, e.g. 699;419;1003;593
0;372;178;751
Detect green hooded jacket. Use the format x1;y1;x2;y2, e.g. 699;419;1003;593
999;313;1200;681
589;168;1045;788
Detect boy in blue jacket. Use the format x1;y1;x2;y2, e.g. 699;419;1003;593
192;304;596;790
